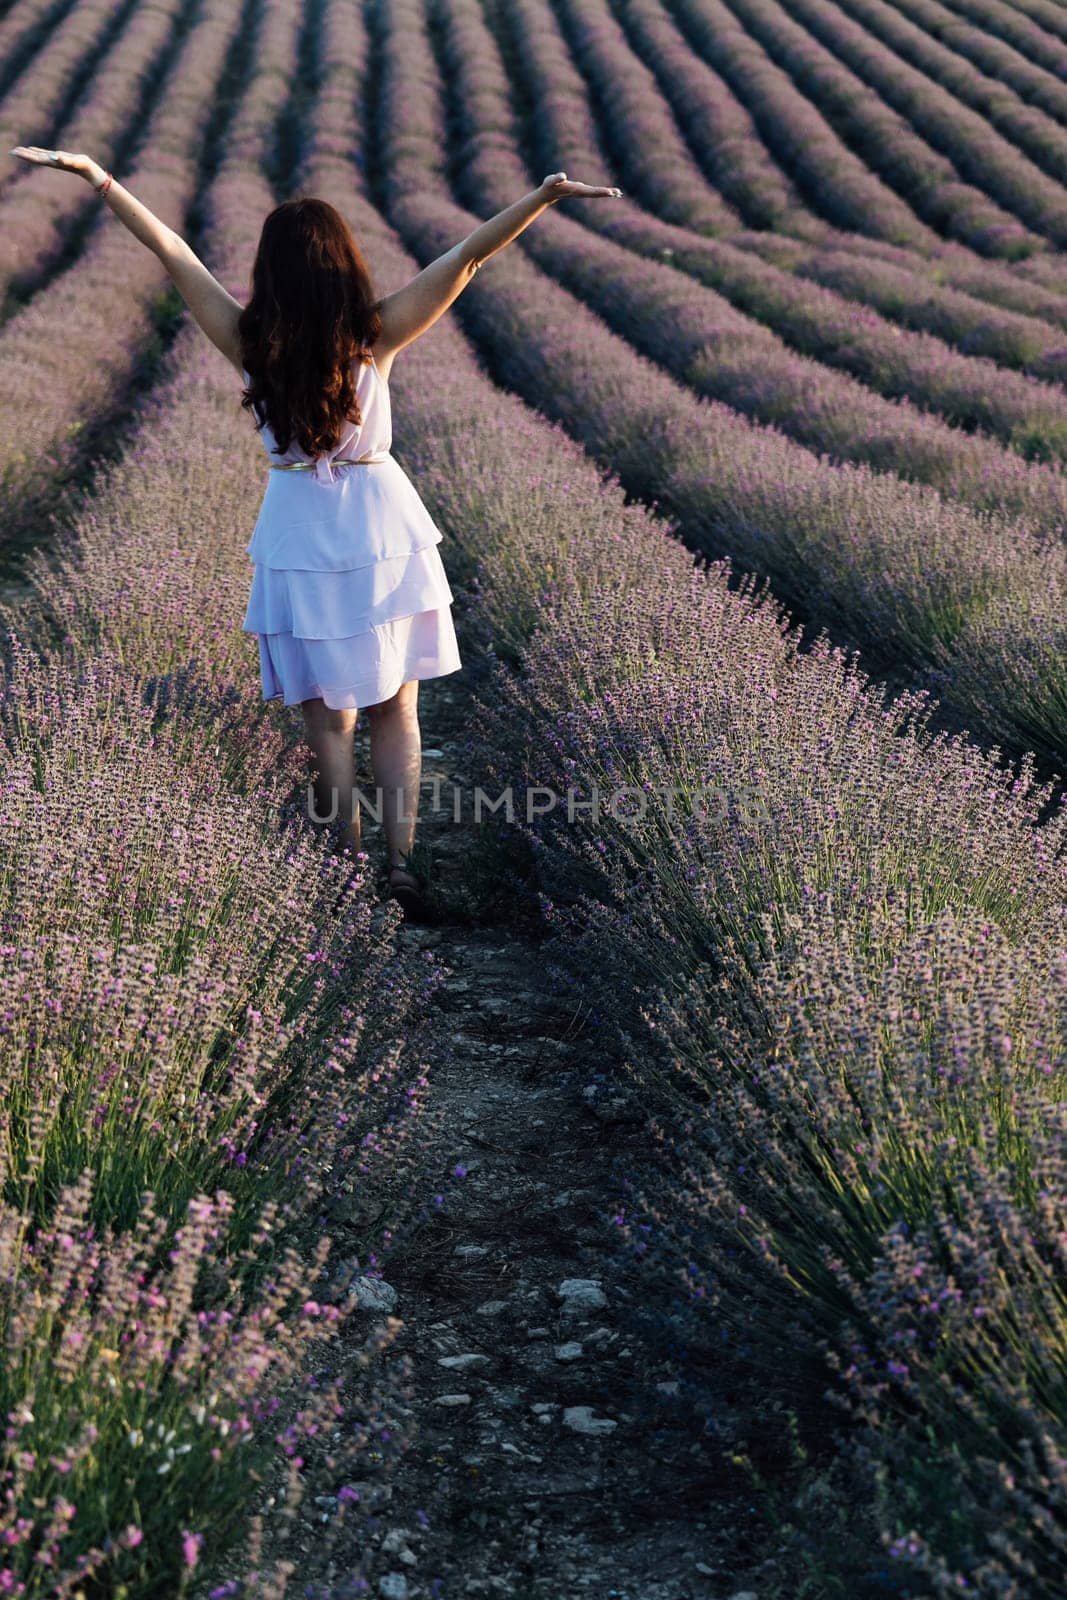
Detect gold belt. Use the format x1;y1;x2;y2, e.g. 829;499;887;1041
270;455;385;471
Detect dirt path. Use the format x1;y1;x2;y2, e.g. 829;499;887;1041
295;672;766;1600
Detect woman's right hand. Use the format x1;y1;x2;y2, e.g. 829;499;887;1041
540;171;622;202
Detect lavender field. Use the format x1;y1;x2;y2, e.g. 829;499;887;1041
0;0;1064;1595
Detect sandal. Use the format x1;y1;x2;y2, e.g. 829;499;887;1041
387;854;434;924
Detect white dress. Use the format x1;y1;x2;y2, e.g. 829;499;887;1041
241;351;462;710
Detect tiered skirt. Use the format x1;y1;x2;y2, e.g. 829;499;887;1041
242;460;462;711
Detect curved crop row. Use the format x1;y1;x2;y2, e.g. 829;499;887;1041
0;0;78;106
983;0;1067;48
824;0;1067;183
846;0;1067;131
502;0;1067;408
0;0;142;159
943;0;1067;76
377;0;1067;774
0;0;251;562
485;0;1067;497
344;32;1067;1587
669;0;1040;255
599;0;821;241
0;0;191;318
486;0;934;249
777;236;1067;380
717;0;1067;250
541;0;741;235
610;0;942;251
489;3;1067;467
519;0;1067;366
588;0;822;237
0;0;436;1589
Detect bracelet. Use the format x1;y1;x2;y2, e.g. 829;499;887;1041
93;171;113;199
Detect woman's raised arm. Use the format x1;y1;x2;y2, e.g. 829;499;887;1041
375;172;621;362
8;146;246;375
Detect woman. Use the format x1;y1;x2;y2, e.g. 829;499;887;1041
9;143;621;919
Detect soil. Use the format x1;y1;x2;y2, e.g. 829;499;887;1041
277;670;776;1600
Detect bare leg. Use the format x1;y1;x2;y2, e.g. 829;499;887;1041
300;697;362;859
364;680;422;875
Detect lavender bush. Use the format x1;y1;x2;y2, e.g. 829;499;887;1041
280;41;1067;1579
942;0;1067;71
0;0;189;312
375;0;1067;773
0;0;449;1588
0;0;138;157
827;0;1067;171
438;0;1067;517
765;0;1067;225
672;0;1044;255
0;0;246;559
495;0;1067;423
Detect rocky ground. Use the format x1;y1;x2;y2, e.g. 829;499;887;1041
282;672;779;1600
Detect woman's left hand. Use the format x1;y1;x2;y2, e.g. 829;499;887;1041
9;146;99;182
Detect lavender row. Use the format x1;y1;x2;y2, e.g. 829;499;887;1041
768;233;1067;386
540;0;744;235
0;0;139;159
0;0;190;316
0;635;430;1595
377;0;1067;772
553;0;938;249
732;211;1067;330
318;86;1067;1585
0;0;75;106
670;0;1024;257
503;0;1067;440
944;0;1067;74
609;0;1067;355
272;8;1066;1584
0;0;436;1586
701;0;1062;254
776;0;1067;190
592;0;943;250
0;0;248;562
831;0;1067;149
439;0;1067;535
598;0;830;238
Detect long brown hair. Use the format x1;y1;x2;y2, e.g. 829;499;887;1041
237;198;384;458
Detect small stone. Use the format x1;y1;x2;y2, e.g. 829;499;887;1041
695;1564;715;1576
453;1244;489;1259
422;748;445;758
530;1403;556;1415
554;1342;584;1362
434;1393;471;1407
656;1380;681;1396
437;1353;489;1371
556;1278;607;1312
552;1192;571;1208
526;1327;550;1339
727;1593;758;1600
344;1480;393;1504
378;1577;408;1600
381;1529;412;1555
349;1276;398;1313
562;1405;617;1436
475;1300;509;1316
